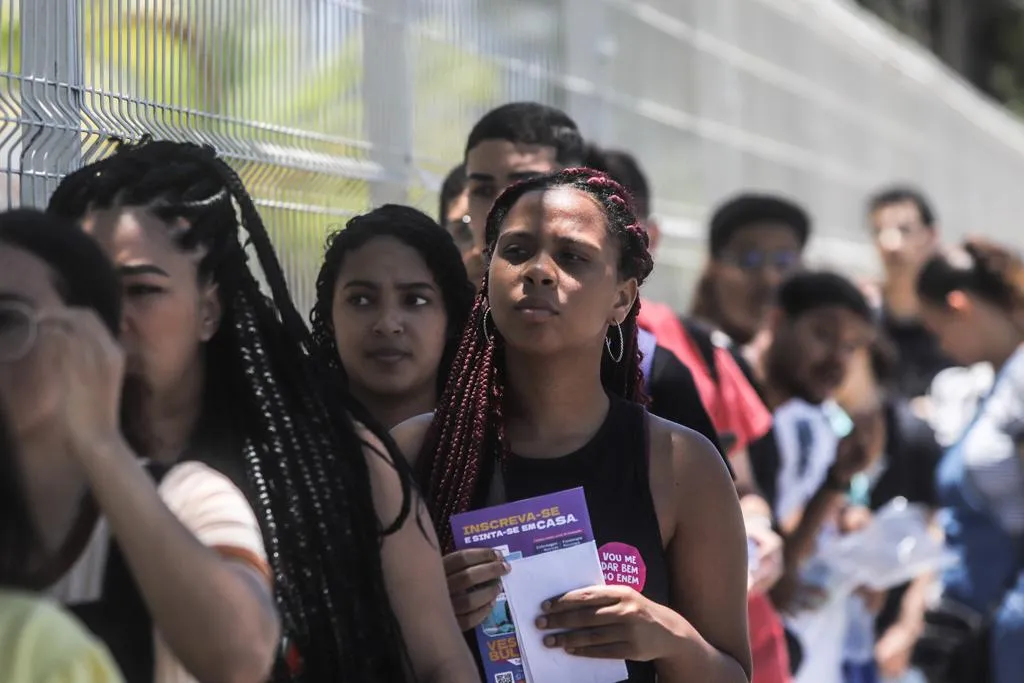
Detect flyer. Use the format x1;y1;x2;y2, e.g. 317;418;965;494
451;487;596;683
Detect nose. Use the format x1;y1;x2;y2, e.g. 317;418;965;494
523;254;557;288
757;266;787;292
371;308;403;336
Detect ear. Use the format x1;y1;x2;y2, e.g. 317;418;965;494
644;218;662;255
611;277;639;325
197;280;223;342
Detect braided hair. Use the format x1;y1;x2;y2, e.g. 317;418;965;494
417;168;654;551
46;138;414;682
310;204;475;397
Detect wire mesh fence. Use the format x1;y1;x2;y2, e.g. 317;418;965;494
3;0;1024;313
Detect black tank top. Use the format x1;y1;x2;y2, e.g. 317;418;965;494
502;396;670;683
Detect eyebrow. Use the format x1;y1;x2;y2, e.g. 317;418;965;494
118;264;170;278
342;280;437;291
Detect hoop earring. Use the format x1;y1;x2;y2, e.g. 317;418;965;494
482;306;494;341
605;320;624;363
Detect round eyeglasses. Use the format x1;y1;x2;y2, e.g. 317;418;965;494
0;299;41;363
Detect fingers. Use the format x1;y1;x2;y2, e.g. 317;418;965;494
541;624;630;654
455;598;499;632
541;586;624;615
446;558;510;594
535;602;622;632
450;580;501;617
443;548;504;575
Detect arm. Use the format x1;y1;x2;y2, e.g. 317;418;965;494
658;427;752;683
366;424;480;683
77;440;279;683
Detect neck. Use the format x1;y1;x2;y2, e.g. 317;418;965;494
882;271;921;321
144;365;205;465
750;341;789;411
989;336;1024;374
352;384;438;431
502;345;610;451
20;428;88;558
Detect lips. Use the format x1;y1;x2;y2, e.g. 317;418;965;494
365;348;411;362
513;297;558;315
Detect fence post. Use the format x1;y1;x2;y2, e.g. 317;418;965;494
20;0;82;209
363;0;411;207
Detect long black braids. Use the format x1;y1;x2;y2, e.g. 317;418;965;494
47;137;415;682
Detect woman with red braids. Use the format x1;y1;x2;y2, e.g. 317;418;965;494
393;168;752;682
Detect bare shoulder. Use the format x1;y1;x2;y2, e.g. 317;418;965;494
389;412;435;467
647;412;732;485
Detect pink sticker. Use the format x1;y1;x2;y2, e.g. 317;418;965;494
598;542;647;592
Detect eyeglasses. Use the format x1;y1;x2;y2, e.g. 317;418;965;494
719;249;800;273
0;299;40;363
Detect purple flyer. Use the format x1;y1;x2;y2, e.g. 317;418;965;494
451;487;594;683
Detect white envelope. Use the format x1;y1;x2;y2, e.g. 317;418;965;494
501;541;629;683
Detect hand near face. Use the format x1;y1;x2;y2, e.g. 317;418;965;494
42;307;126;456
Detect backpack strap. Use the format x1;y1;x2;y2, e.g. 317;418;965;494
637;327;658;392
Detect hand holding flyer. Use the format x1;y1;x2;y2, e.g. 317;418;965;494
451;488;628;683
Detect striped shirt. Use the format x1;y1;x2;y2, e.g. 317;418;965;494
48;461;270;683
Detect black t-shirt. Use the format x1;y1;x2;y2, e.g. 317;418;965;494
881;311;955;400
870;397;943;635
648;344;723;456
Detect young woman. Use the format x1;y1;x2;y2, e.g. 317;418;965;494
393;168;752;682
0;255;124;683
311;204;474;429
912;239;1024;683
46;138;476;683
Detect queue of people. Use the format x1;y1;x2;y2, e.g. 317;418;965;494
0;100;1021;683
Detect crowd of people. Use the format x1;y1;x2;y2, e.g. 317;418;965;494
0;100;1020;683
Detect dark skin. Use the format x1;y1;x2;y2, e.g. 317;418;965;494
394;188;751;682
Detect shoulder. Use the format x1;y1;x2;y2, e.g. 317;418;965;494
389;413;435;467
0;591;123;683
647;413;734;495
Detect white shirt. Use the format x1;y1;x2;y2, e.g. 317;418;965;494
49;461;269;683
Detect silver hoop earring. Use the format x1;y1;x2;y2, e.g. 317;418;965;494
481;306;494;341
605;320;624;363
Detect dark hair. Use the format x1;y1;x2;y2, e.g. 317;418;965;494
596;150;651;220
0;209;121;334
581;142;608;171
47;137;413;682
867;333;900;391
709;193;811;258
0;393;31;587
916;238;1024;311
311;204;475;396
465;102;585;166
867;185;936;229
438;163;467;224
776;270;873;323
417;168;654;551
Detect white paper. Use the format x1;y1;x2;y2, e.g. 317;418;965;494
501;541;629;683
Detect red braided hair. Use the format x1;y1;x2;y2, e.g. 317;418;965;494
416;168;655;551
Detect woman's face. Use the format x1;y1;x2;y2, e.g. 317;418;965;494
330;236;448;402
82;208;221;401
487;187;637;356
0;244;68;440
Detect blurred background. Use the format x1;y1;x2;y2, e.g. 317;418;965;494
4;0;1024;312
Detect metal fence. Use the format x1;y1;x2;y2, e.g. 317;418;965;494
4;0;1024;313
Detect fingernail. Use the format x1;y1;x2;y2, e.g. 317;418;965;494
543;635;556;647
565;648;576;654
541;600;552;611
502;562;511;573
535;616;548;629
494;550;504;561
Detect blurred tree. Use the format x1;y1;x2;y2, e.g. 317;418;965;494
856;0;1024;117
